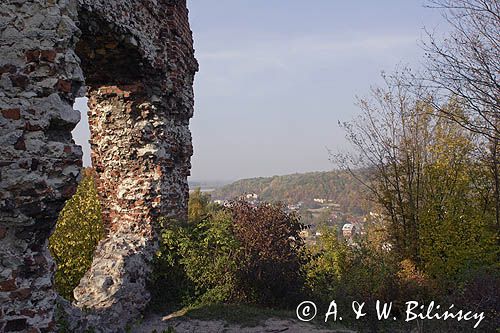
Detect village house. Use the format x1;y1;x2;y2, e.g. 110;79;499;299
342;223;356;238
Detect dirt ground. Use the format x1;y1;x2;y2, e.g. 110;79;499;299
132;315;357;333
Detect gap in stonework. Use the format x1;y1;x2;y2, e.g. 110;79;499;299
49;98;105;302
72;97;92;167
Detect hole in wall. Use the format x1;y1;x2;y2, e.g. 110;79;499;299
72;97;91;167
50;99;102;302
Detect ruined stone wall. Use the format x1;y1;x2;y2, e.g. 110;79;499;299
0;0;197;332
0;1;83;331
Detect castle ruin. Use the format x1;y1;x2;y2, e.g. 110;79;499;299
0;0;197;331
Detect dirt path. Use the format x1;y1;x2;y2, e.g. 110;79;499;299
132;315;356;333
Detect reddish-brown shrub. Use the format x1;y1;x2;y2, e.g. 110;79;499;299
229;200;307;306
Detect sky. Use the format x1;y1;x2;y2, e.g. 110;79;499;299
72;0;449;182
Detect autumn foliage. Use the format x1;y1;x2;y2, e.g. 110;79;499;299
49;168;105;300
149;193;307;309
230;200;307;305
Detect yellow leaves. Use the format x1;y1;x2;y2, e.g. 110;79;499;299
49;168;105;300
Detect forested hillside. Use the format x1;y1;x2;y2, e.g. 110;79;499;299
212;170;374;215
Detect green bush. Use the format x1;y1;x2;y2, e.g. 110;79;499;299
150;199;308;310
304;227;351;303
149;208;240;310
306;229;433;310
49;168;105;300
149;189;238;310
148;218;197;311
181;209;240;304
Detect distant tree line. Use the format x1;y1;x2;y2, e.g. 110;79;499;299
212;170;376;216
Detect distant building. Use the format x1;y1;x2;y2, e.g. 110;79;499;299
331;203;341;211
213;199;231;207
313;198;326;204
342;223;356;238
245;193;258;200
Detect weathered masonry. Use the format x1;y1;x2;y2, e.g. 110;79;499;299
0;0;197;331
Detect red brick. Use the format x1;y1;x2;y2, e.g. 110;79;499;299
14;137;26;150
9;74;29;88
40;50;57;62
56;79;72;93
10;288;31;300
0;279;16;292
0;64;17;75
25;50;40;62
1;108;20;120
0;226;7;240
25;122;42;131
61;183;77;197
4;318;27;331
20;309;36;318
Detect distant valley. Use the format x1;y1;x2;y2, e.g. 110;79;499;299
193;170;375;217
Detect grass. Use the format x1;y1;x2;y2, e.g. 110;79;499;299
154;302;490;332
182;303;295;327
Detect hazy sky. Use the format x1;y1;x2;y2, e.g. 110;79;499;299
72;1;448;181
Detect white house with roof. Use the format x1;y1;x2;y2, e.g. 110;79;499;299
342;223;356;238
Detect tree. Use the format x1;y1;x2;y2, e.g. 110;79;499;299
305;227;351;302
188;188;213;224
418;113;498;281
336;71;434;263
49;168;105;300
179;209;241;304
423;0;500;228
336;70;497;276
424;0;499;139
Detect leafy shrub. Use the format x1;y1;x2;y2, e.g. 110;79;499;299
149;190;236;309
150;199;307;309
188;188;214;224
306;227;398;305
148;218;196;311
49;168;105;300
304;227;350;302
181;209;240;304
396;259;436;303
230;200;308;306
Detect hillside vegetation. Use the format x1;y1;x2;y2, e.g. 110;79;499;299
212;170;373;215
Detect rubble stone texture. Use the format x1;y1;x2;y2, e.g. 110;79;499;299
0;0;197;332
